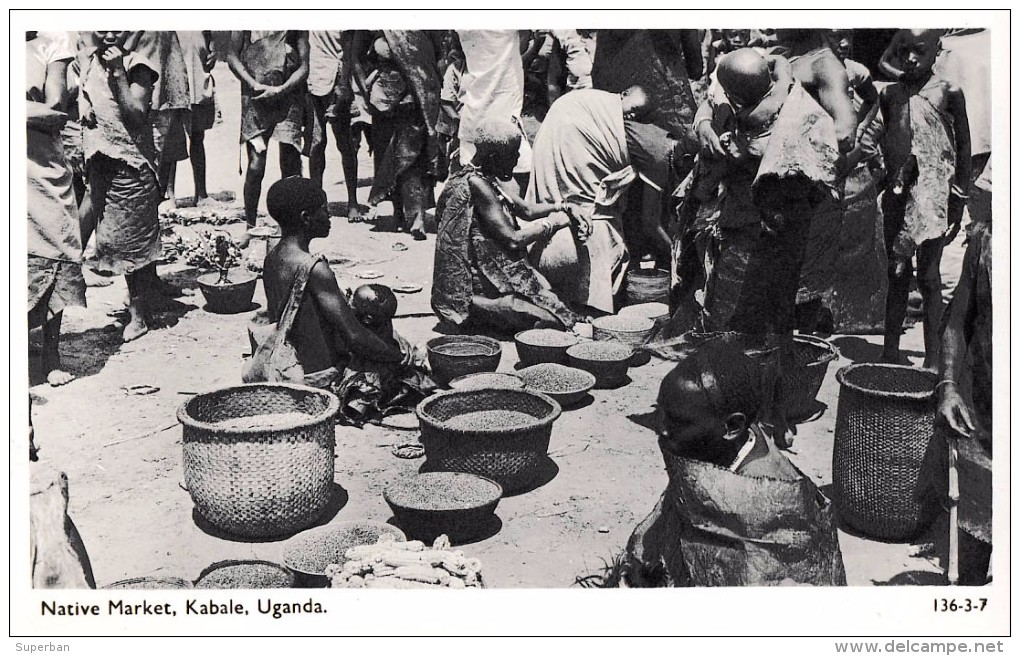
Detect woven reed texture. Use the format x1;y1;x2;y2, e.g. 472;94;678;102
785;336;840;421
625;269;670;305
427;335;502;386
566;342;633;388
592;315;656;349
384;473;503;544
417;389;560;494
179;384;339;538
832;364;940;541
514;329;579;367
194;560;295;589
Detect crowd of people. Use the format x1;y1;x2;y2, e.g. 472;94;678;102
27;27;993;587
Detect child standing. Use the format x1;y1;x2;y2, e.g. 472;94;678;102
165;30;218;207
78;30;162;342
877;29;971;368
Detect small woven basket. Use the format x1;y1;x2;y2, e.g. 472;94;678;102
832;364;941;541
566;341;634;388
104;576;193;590
416;388;561;494
514;329;579;367
384;472;503;545
178;383;340;538
785;335;840;421
427;335;503;387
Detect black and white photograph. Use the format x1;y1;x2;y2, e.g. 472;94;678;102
12;7;1009;646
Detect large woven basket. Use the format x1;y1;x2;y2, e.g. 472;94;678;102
785;335;840;421
178;383;340;538
832;364;941;541
416;388;561;494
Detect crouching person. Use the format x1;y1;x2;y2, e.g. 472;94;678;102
624;337;846;587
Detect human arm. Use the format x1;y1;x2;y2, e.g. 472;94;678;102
545;39;565;105
26;101;68;132
812;55;857;153
936;239;980;437
694;96;726;158
224;31;267;92
44;59;70;110
680;29;704;80
944;84;972;241
334;31;357;107
307;261;404;364
494;179;568;221
876;30;909;80
257;31;310;100
469;176;568;251
101;47;156;129
349;30;372;100
201;31;217;72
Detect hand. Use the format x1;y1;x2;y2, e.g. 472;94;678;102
696;121;725;158
548;212;571;231
202;50;217;73
937;385;978;438
254;85;284;101
837;133;855;156
100;45;127;76
945;188;967;243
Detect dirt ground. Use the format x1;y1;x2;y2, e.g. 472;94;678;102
27;63;967;589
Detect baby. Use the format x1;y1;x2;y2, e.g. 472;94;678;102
349;283;425;369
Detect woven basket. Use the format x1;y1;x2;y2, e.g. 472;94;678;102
514;329;579;367
519;363;596;408
194;560;295;589
785;335;840;421
625;268;670;305
427;335;502;387
566;341;633;388
178;383;340;538
832;364;941;541
384;472;503;545
416;388;561;494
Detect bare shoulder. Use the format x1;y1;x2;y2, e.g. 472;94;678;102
467;173;497;199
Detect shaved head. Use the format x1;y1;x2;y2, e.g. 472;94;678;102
717;48;772;107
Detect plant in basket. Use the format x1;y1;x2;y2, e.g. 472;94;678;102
185;231;258;314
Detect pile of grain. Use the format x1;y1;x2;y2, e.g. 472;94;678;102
449;372;524;391
196;562;293;589
286;524;404;574
212;412;310;430
620;302;669;321
517;329;578;347
432;343;497;357
520;363;595;393
443;410;536;431
593;314;655;333
386;472;501;511
567;341;633;362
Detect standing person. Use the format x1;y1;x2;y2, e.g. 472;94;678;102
164;30;218;207
77;30;161;342
224;30;309;240
456;30;532;192
352;31;442;241
27;31;87;385
436;31;465;178
306;29;362;223
876;29;971;368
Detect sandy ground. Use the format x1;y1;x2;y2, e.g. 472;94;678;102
27;63;969;589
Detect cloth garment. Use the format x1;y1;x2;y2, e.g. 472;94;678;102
456;30;532;173
307;31;344;98
177;31;216;107
87;154;161;275
552;29;594;90
28;256;86;320
526;89;634;313
432;165;581;329
79;48;160;172
237;30;306;147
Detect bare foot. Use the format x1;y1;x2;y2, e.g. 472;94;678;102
159;198;178;213
122;319;149;343
46;369;76;386
83;269;114;288
195;196;219;208
347;204;365;223
411;229;427;241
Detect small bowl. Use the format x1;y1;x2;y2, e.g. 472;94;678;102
384;472;503;545
514;329;580;367
426;335;503;387
566;341;634;388
282;521;406;588
518;363;596;408
448;372;525;391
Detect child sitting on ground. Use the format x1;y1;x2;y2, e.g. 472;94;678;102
349;283;427;370
875;29;971;368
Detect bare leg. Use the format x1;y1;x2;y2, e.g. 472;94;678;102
309;115;327;189
279;143;302;178
399;170;427;240
915;238;946;370
158;159;178;210
78;170;113;288
335;119;364;221
190;129;208;200
41;311;74;386
882;254;913;364
123;264;153;342
241;142;268;248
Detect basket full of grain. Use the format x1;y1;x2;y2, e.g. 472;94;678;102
178;383;339;538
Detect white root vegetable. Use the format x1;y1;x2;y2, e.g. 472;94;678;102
392;566;444;585
447;577;466;589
